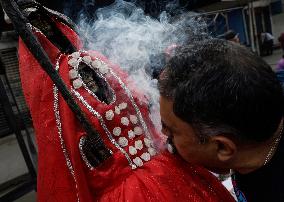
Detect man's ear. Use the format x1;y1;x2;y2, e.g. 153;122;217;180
211;135;237;162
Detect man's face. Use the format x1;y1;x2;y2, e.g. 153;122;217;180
230;36;240;43
159;96;223;172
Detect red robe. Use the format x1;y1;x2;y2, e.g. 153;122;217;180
18;18;235;202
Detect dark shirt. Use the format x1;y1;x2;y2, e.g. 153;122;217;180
234;129;284;202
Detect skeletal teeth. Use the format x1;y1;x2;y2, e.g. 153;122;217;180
68;58;79;68
91;60;101;69
82;56;92;64
71;52;80;59
99;64;109;74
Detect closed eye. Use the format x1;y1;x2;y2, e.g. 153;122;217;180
161;121;173;137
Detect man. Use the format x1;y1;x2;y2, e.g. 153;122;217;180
261;32;274;56
223;30;240;43
158;39;284;202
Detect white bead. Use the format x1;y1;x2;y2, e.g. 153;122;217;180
71;52;80;59
128;130;135;139
99;64;109;74
129;146;137;155
141;152;151;161
73;79;82;89
105;110;114;121
69;69;78;79
134;127;143;136
68;58;79;68
114;106;121;115
135;140;143;150
144;138;152;148
82;56;92;64
131;164;137;170
113;127;121;136
133;157;143;167
118;102;127;110
91;60;101;69
118;137;128;147
121;117;129;126
148;148;157;156
167;143;174;154
130;115;138;125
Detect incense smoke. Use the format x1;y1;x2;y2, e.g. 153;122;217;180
76;0;210;132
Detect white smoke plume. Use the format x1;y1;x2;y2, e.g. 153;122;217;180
76;0;210;132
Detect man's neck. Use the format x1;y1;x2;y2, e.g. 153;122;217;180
235;121;283;174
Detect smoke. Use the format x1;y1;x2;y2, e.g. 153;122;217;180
76;0;210;132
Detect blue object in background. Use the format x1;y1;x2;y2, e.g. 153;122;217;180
227;8;247;44
276;69;284;90
271;0;283;15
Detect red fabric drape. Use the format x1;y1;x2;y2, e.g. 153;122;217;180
19;18;235;202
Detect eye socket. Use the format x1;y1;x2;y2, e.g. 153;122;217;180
78;62;115;104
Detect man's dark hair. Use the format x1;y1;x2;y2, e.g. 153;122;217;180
223;30;238;40
159;39;284;143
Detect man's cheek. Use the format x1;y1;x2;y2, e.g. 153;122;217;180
175;146;192;163
175;139;190;155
